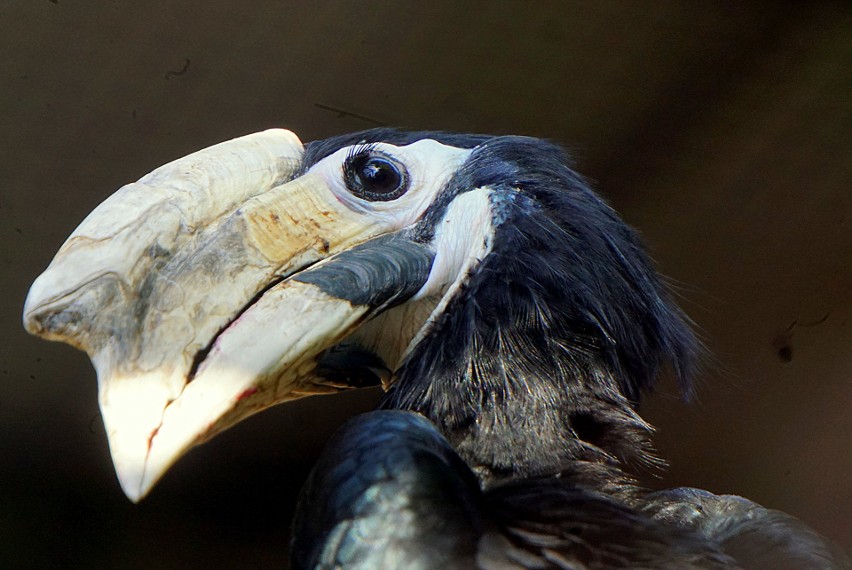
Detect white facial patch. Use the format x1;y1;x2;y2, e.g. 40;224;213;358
404;187;496;356
307;140;472;229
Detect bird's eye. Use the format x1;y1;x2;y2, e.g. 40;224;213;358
343;150;410;201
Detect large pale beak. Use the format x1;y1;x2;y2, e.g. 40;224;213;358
23;129;433;501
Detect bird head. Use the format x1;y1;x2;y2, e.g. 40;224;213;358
23;128;696;501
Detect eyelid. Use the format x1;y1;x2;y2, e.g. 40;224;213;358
345;142;380;162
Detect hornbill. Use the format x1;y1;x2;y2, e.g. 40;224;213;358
24;129;846;568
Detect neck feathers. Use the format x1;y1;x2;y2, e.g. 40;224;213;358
381;137;698;487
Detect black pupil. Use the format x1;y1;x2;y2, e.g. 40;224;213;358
358;157;401;195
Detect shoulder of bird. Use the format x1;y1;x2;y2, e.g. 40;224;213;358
291;410;848;569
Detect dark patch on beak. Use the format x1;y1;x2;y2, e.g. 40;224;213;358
293;233;434;310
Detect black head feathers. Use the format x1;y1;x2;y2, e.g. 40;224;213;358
374;133;699;478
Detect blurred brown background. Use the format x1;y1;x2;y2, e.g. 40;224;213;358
2;1;850;567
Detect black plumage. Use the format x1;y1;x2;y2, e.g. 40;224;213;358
383;135;696;482
294;411;737;569
291;130;846;568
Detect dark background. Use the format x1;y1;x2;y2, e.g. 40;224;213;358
2;1;850;567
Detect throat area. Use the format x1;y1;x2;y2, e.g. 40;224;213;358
455;386;654;492
384;350;660;496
